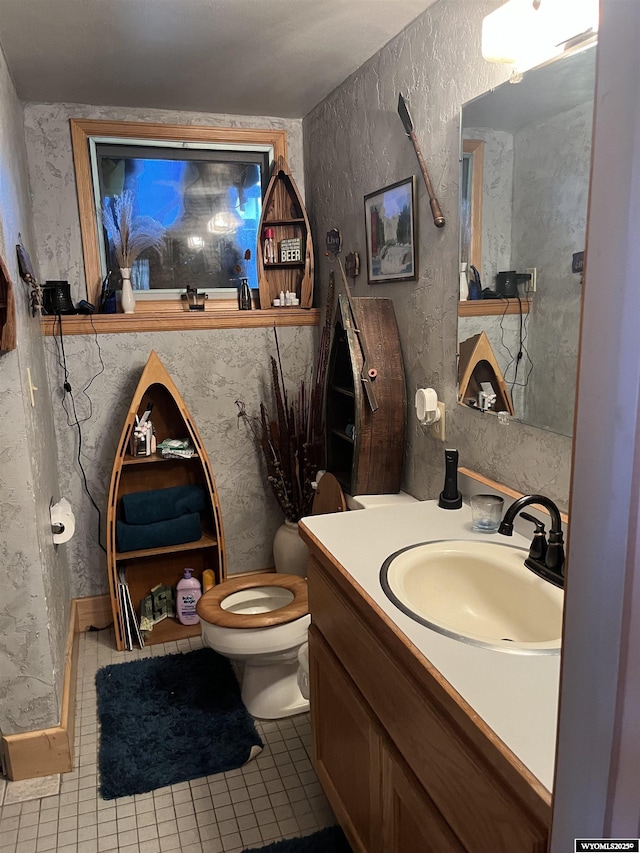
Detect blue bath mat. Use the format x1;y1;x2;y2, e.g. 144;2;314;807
96;647;262;799
242;826;351;853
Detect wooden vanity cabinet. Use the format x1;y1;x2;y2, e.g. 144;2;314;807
311;627;465;853
310;628;382;853
306;553;551;853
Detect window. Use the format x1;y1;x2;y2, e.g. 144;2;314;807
460;139;484;275
71;120;287;307
94;143;267;295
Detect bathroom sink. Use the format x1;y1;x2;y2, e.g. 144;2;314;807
380;540;563;654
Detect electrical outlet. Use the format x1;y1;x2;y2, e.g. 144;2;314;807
433;402;446;442
525;267;537;293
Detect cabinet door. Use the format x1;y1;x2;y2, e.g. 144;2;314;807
382;745;466;853
308;627;382;853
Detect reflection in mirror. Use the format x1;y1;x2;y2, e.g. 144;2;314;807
458;44;596;437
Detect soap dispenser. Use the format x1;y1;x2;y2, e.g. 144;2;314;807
438;448;462;509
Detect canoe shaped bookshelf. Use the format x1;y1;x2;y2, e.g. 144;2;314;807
106;350;226;650
458;331;515;415
326;294;406;495
257;155;314;309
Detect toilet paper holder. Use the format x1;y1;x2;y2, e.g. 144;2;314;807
50;497;76;544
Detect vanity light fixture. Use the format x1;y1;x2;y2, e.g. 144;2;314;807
482;0;598;74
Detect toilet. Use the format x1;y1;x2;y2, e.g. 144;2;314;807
197;474;417;719
197;574;311;720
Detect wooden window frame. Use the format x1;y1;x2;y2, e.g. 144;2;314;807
66;119;320;333
462;139;484;275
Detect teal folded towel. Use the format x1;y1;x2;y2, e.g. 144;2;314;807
121;485;207;525
116;512;202;552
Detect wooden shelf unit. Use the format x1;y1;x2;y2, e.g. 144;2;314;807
257;156;314;309
458;299;531;317
325;294;406;496
106;351;226;650
458;331;515;415
40;307;320;336
122;451;200;466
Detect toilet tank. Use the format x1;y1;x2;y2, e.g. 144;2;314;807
346;492;418;511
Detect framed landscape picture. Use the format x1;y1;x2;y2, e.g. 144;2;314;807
364;176;417;284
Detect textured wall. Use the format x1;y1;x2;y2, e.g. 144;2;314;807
23;102;311;600
512;100;592;436
303;0;572;509
43;326;316;598
0;47;70;733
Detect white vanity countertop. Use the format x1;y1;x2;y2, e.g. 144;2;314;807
300;499;560;793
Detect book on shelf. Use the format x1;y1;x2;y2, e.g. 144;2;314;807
117;566;145;650
117;579;132;651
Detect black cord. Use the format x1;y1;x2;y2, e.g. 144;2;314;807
53;313;107;554
498;295;534;395
80;312;105;420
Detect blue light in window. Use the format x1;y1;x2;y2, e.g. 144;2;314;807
123;159;187;228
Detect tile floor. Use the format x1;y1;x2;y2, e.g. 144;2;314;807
0;628;335;853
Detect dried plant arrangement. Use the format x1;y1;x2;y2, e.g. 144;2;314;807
101;190;165;269
237;278;335;522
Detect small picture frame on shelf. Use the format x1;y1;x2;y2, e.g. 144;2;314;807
279;237;301;263
364;177;417;284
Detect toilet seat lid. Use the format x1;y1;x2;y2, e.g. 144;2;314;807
196;574;308;629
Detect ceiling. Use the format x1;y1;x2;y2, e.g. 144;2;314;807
0;0;437;119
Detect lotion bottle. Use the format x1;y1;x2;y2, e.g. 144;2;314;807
176;568;202;625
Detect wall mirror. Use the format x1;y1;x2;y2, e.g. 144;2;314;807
457;43;596;437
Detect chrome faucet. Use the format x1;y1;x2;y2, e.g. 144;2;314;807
498;494;565;588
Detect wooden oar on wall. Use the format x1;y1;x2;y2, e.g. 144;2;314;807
397;93;445;228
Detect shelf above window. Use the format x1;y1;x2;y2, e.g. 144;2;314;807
458;299;531;317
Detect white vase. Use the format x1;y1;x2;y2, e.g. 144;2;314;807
120;267;135;314
459;262;469;301
273;519;309;578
